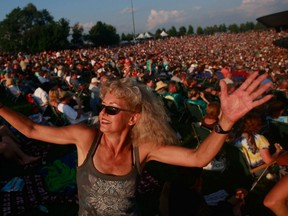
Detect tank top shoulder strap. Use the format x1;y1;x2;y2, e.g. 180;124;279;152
86;131;103;160
133;145;141;175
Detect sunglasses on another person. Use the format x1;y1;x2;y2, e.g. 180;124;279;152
100;104;134;115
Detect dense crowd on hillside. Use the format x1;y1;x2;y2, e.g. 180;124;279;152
0;29;287;215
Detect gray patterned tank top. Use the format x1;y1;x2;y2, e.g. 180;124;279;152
77;132;141;216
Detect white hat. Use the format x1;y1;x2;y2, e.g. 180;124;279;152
91;77;100;83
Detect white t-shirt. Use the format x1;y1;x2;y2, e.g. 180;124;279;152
33;87;48;108
58;103;88;124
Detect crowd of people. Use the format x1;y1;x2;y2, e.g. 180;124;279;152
0;29;287;215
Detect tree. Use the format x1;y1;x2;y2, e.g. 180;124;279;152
187;25;194;35
167;26;178;37
228;23;240;33
204;26;214;35
218;24;227;33
196;26;204;35
0;7;23;51
245;22;255;31
121;33;134;41
178;26;187;36
88;21;120;47
71;23;84;47
255;22;267;30
0;3;69;52
154;28;162;39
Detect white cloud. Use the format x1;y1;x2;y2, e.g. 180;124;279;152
146;9;184;30
239;0;285;17
78;21;95;32
120;7;136;15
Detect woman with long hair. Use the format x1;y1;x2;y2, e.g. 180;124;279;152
0;72;272;215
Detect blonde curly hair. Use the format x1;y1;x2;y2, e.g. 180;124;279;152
100;78;179;147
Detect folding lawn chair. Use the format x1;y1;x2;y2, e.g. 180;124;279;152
239;147;277;191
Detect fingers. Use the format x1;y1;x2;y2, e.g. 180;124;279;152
250;82;272;100
246;73;268;94
275;143;283;150
239;71;259;91
251;94;273;108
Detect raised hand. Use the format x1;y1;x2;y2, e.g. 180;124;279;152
219;72;273;124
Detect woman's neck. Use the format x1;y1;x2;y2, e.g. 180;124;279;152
102;131;132;157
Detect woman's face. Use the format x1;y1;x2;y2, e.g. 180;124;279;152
99;92;135;134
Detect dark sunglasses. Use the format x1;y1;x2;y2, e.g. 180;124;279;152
100;104;134;115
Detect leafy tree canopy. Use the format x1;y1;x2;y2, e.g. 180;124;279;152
88;21;120;47
0;3;69;52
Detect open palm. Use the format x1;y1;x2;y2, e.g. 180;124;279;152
219;72;273;123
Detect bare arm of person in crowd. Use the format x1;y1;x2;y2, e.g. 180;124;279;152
0;105;95;164
146;72;273;167
264;175;288;216
0;72;272;169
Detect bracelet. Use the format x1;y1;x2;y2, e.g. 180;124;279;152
0;103;4;109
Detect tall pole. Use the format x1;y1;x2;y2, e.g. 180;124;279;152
131;0;136;40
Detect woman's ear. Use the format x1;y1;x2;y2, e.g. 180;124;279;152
128;113;141;126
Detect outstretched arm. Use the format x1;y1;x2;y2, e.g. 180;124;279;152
0;104;91;146
148;72;273;167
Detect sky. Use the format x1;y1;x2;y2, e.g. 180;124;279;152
0;0;287;34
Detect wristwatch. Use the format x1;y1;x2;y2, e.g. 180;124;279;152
214;122;231;134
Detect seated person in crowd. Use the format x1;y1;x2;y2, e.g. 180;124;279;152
57;91;89;124
201;101;221;130
163;80;185;110
33;82;50;112
203;86;219;103
234;112;283;173
144;77;155;92
5;78;22;98
155;80;168;96
69;71;85;92
187;87;209;115
34;70;49;84
48;87;61;109
222;71;234;85
0;124;40;165
89;77;101;115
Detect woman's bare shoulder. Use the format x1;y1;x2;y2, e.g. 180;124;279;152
72;124;100;160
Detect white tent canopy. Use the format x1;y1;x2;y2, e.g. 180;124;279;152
144;32;152;38
136;33;145;40
160;30;169;37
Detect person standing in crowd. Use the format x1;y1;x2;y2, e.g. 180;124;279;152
146;54;156;80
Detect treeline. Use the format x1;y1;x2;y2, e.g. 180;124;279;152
0;3;120;52
0;3;267;52
121;22;267;41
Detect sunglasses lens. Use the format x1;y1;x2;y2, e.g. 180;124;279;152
101;105;120;115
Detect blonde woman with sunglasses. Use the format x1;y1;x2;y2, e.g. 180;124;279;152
0;72;272;216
